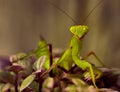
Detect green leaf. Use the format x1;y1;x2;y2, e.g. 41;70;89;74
33;55;50;71
20;74;35;91
29;81;39;92
43;57;50;70
33;55;46;70
34;40;50;70
36;40;49;58
38;40;47;48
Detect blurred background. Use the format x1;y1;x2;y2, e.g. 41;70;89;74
0;0;120;68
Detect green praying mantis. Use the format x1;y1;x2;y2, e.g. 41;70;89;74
51;25;104;88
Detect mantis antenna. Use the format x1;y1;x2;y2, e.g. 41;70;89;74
47;0;77;24
47;0;104;24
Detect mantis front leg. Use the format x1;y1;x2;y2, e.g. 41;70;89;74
72;56;97;88
71;37;99;88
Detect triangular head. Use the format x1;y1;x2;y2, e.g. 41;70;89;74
70;25;89;40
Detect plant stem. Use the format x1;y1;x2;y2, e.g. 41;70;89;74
37;73;43;92
7;89;11;92
15;74;18;92
48;44;53;66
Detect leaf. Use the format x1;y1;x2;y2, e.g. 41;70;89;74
64;85;77;92
0;71;14;84
29;81;39;92
20;74;35;92
43;57;50;70
9;52;27;63
72;78;87;87
33;56;46;71
1;83;12;92
34;40;50;70
36;40;49;58
71;78;91;92
8;64;25;74
42;77;54;89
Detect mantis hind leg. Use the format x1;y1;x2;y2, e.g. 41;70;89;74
81;51;103;82
82;51;105;67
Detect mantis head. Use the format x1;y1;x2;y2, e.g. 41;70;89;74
70;25;89;39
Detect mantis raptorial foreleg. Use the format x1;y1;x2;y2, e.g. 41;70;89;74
74;59;98;88
70;34;100;88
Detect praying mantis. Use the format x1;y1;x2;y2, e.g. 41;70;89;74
51;25;104;88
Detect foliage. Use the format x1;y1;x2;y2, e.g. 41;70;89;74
0;26;119;92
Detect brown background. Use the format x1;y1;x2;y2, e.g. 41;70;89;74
0;0;120;68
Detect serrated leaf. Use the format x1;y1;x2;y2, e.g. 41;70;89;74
20;74;35;91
